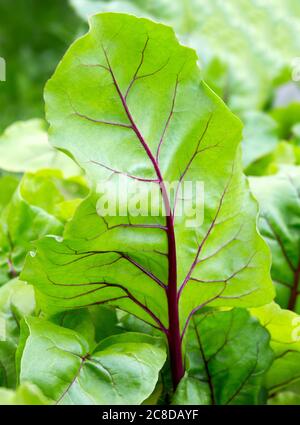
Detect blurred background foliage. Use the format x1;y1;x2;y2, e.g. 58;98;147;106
0;0;86;131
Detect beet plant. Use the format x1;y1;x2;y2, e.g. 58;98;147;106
16;13;276;403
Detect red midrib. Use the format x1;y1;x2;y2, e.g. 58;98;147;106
104;49;184;389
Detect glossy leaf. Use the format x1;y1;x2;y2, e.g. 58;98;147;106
17;317;166;405
250;167;300;312
173;308;273;405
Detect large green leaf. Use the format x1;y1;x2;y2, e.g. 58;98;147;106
249;166;300;312
70;0;300;112
251;302;300;403
22;13;273;331
173;308;273;405
21;14;273;391
17;317;166;405
0;119;81;176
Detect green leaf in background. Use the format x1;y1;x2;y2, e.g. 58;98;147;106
271;103;300;141
0;279;36;389
0;341;16;389
173;308;273;405
251;302;300;404
50;308;96;349
201;58;230;102
0;169;88;285
69;0;300;113
0;382;50;405
22;13;273;347
18;170;88;220
0;279;36;344
249;167;300;312
0;176;19;210
292;123;300;146
0;120;81;177
244;104;300;175
17;317;166;405
246;141;300;177
88;305;122;342
242;111;279;172
268;391;300;405
0;175;64;285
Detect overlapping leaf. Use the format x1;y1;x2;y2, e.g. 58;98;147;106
0;176;19;210
0;170;87;285
0;279;35;345
252;302;300;403
173;308;273;405
17;317;166;405
0;278;36;390
250;167;300;312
